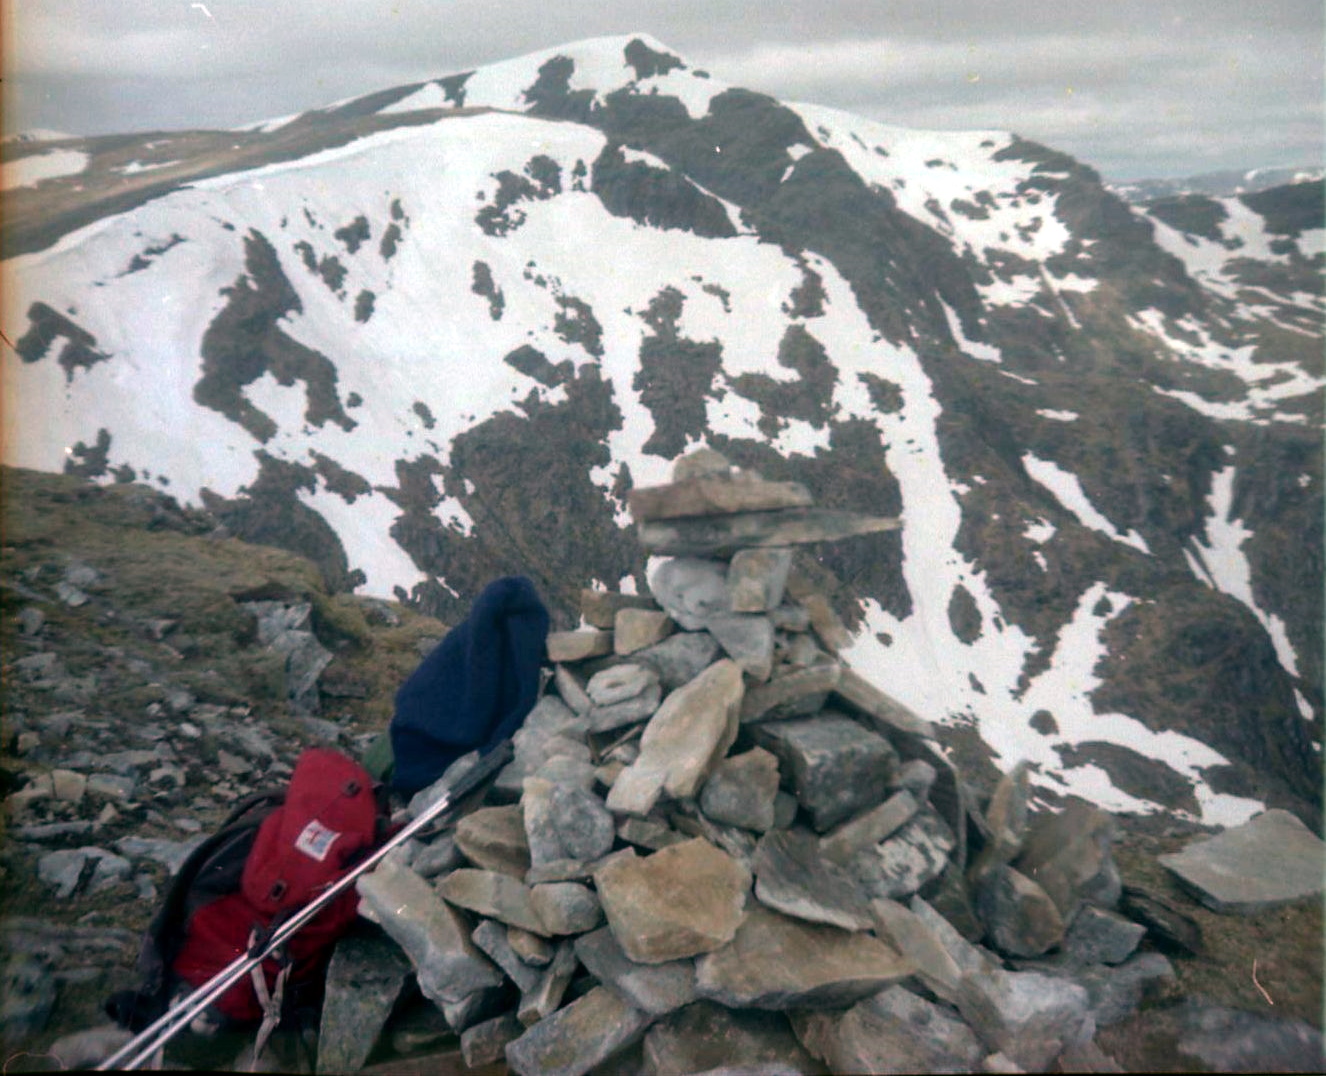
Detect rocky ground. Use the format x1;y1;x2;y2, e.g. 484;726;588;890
0;463;1321;1073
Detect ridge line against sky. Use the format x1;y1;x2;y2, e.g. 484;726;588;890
2;0;1322;182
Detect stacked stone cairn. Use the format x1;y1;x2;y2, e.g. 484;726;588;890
338;450;1174;1075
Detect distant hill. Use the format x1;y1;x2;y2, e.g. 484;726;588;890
1109;165;1324;204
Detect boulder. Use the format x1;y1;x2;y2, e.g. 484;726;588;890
580;588;658;629
1013;801;1119;921
628;472;814;522
753;712;898;832
634;630;723;690
517;939;579;1026
956;967;1093;1072
820;790;919;864
706;613;776;681
975;864;1065;959
852;806;956;899
695;904;914;1010
460;1011;524;1070
471;918;542;992
1174;997;1326;1073
529;882;603;935
637;507;901;557
584;663;662;731
728;547;794;612
1061;905;1146;966
454;804;531;878
594;839;751;963
740;662;842;724
438;868;547;935
614;608;675;654
545;629;613;663
649;557;731;630
549;783;616;862
869;898;966;1004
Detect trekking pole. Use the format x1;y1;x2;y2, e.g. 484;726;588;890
98;740;514;1071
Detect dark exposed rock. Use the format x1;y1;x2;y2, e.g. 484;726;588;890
752;712;898;832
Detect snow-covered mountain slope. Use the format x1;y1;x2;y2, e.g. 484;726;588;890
3;34;1320;829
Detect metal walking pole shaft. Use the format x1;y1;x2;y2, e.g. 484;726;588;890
98;742;513;1071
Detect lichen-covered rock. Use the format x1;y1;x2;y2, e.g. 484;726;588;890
851;806;955;899
317;929;413;1075
753;712;898;832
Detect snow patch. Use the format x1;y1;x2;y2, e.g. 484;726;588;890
1189;466;1301;677
1023;453;1150;553
2;149;89;188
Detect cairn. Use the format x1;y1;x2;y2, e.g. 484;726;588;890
341;449;1172;1075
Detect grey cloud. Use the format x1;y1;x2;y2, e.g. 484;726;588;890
4;0;1320;181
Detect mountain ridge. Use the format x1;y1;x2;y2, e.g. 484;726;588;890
2;34;1320;833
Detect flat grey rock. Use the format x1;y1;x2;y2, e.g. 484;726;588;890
1158;809;1325;914
633;630;723;691
752;827;874;931
356;853;503;1007
574;926;698;1016
1062;905;1146;966
695;904;913;1010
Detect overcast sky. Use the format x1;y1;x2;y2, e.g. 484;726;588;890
3;1;1321;181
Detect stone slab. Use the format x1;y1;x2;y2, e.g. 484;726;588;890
1158;809;1325;914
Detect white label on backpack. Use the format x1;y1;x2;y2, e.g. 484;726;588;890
294;819;341;862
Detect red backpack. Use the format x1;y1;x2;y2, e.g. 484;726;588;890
109;748;388;1029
